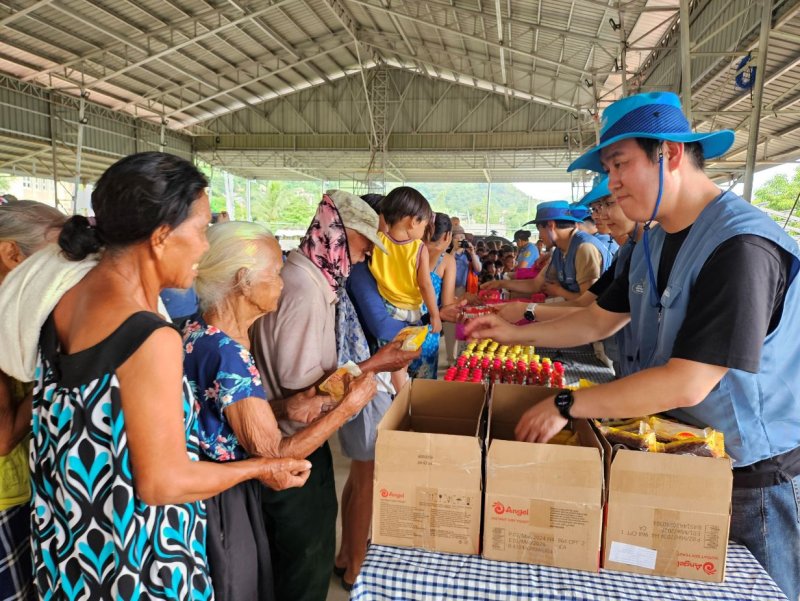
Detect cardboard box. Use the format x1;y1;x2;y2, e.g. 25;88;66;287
482;384;606;572
372;379;486;554
603;449;732;582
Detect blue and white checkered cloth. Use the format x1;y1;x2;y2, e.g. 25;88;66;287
351;543;787;600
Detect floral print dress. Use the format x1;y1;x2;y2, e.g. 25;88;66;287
182;317;268;462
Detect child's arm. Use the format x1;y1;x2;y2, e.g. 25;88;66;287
417;250;442;333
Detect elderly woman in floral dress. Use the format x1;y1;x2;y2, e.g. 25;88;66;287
182;220;376;601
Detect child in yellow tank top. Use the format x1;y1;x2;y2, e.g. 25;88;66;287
369;187;441;388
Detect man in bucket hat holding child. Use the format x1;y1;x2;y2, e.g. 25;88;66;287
467;91;800;600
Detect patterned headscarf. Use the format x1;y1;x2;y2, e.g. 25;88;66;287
299;194;351;293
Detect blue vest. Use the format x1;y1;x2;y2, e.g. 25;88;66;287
603;239;637;377
595;233;620;258
551;230;614;293
628;191;800;466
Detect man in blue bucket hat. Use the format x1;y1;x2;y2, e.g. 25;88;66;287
468;91;800;599
483;200;613;300
573;176;620;258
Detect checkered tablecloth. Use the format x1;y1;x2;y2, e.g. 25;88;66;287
535;344;615;386
351;543;787;601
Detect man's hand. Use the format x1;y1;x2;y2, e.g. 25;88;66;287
542;281;569;298
481;280;503;290
440;299;468;322
514;398;568;443
285;387;332;424
255;457;312;490
340;372;378;414
369;340;421;372
463;313;520;344
494;302;527;323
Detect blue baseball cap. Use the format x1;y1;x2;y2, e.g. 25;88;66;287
531;200;584;224
574;175;611;208
568;92;735;173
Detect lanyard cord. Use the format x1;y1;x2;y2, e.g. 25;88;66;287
642;150;664;308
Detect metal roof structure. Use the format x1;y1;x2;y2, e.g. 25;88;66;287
1;0;799;190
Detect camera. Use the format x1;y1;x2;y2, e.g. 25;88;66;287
459;240;470;249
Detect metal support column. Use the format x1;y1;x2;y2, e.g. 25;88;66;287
49;95;59;208
246;179;252;221
72;90;88;215
224;171;236;219
485;181;492;235
617;8;628;96
679;0;693;123
743;0;773;202
159;119;166;152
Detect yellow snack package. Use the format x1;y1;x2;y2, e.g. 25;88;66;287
393;325;429;351
319;361;363;402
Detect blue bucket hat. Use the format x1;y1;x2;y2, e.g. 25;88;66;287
569;203;591;221
531;200;584;224
575;176;611;208
568;92;735;173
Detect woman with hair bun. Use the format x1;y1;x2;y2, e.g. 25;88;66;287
28;152;311;600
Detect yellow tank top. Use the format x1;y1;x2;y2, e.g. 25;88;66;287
369;232;424;310
0;435;31;510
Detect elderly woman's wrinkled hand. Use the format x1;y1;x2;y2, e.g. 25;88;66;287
341;372;378;414
371;340;421;372
255;457;312;490
285;387;333;424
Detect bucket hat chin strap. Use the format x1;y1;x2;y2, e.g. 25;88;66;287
642;146;664;309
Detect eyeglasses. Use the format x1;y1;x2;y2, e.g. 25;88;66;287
590;199;616;214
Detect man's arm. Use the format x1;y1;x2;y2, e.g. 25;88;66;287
515;359;728;443
466;302;629;348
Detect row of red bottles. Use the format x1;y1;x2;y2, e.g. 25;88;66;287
444;359;565;387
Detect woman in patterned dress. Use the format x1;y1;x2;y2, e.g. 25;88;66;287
182;221;377;601
30;152;311;601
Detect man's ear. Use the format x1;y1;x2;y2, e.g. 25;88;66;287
663;140;684;171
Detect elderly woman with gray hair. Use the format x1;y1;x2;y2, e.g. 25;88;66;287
182;220;377;601
0;200;66;601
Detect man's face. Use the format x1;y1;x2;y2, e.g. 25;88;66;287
600;138;663;223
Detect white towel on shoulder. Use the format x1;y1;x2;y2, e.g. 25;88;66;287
0;244;98;381
0;244;172;382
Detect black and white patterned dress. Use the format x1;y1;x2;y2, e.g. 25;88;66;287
31;312;213;600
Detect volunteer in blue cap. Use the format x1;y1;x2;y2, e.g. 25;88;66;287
484;200;613;300
468;91;800;600
573;177;620;257
488;176;642;377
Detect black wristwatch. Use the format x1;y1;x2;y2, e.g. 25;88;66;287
523;303;537;322
554;389;574;420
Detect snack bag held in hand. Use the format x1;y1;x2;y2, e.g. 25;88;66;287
319;361;363;402
393;325;429;351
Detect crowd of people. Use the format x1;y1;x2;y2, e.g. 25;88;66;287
0;89;798;601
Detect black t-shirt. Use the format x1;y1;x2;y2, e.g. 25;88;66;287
597;230;793;374
588;257;619;297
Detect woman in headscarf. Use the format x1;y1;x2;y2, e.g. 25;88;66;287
250;191;419;601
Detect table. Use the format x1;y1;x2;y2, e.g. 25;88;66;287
351;543;787;600
535;344;615;387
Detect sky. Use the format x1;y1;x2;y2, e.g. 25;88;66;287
514;161;800;204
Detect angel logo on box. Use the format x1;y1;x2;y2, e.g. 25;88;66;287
492;501;528;516
380;488;404;500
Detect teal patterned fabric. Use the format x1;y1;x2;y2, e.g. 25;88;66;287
31;312;213;600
